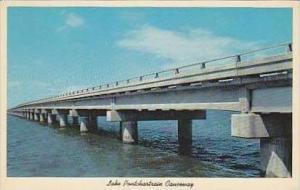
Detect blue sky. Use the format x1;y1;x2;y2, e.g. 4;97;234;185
8;7;292;108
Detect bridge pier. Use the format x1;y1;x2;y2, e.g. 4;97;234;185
79;116;88;132
107;110;206;145
231;113;292;177
69;109;101;132
260;137;291;177
29;111;33;120
178;119;192;155
58;114;67;127
47;112;54;125
88;114;98;131
52;109;68;127
69;109;80;128
39;113;45;123
78;115;98;132
34;110;40;121
72;116;79;126
121;121;138;144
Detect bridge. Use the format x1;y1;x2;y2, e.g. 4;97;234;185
8;42;293;178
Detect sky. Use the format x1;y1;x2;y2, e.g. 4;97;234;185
8;7;292;108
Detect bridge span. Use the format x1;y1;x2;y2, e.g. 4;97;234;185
8;43;293;177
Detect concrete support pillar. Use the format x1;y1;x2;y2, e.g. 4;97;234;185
79;117;88;132
87;115;98;131
260;137;292;177
178;119;192;155
121;121;138;144
119;122;123;140
29;112;33;120
231;113;292;177
39;113;45;123
72;116;79;126
34;112;39;121
47;113;54;124
57;114;67;127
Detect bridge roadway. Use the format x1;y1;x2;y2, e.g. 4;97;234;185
9;43;293;177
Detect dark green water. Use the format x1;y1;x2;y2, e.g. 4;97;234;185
7;111;260;177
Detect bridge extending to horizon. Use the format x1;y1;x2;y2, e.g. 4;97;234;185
8;42;293;178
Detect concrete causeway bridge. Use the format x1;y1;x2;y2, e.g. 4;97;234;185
8;42;293;177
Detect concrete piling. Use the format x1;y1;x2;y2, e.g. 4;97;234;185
121;121;138;144
79;117;88;132
57;114;67;127
178;119;192;155
231;113;292;177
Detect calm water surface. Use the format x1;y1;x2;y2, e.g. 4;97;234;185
7;111;260;177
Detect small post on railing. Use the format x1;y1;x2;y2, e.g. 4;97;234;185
236;55;241;63
288;43;292;52
155;73;159;78
139;76;143;81
116;81;119;86
107;84;109;88
175;68;179;74
127;79;130;84
201;62;206;69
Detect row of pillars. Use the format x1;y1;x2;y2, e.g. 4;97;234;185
22;109;98;132
21;109;194;154
19;109;292;177
21;110;196;148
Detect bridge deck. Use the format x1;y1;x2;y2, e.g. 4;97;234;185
12;43;293;113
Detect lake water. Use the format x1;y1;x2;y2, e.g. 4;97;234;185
7;111;261;177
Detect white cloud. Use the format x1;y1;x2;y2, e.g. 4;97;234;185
57;13;84;31
117;25;262;68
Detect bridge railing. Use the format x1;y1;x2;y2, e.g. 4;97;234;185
16;42;292;108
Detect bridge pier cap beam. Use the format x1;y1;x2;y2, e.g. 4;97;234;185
106;110;206;122
231;113;292;178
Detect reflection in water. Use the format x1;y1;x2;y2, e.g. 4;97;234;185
7;111;260;177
